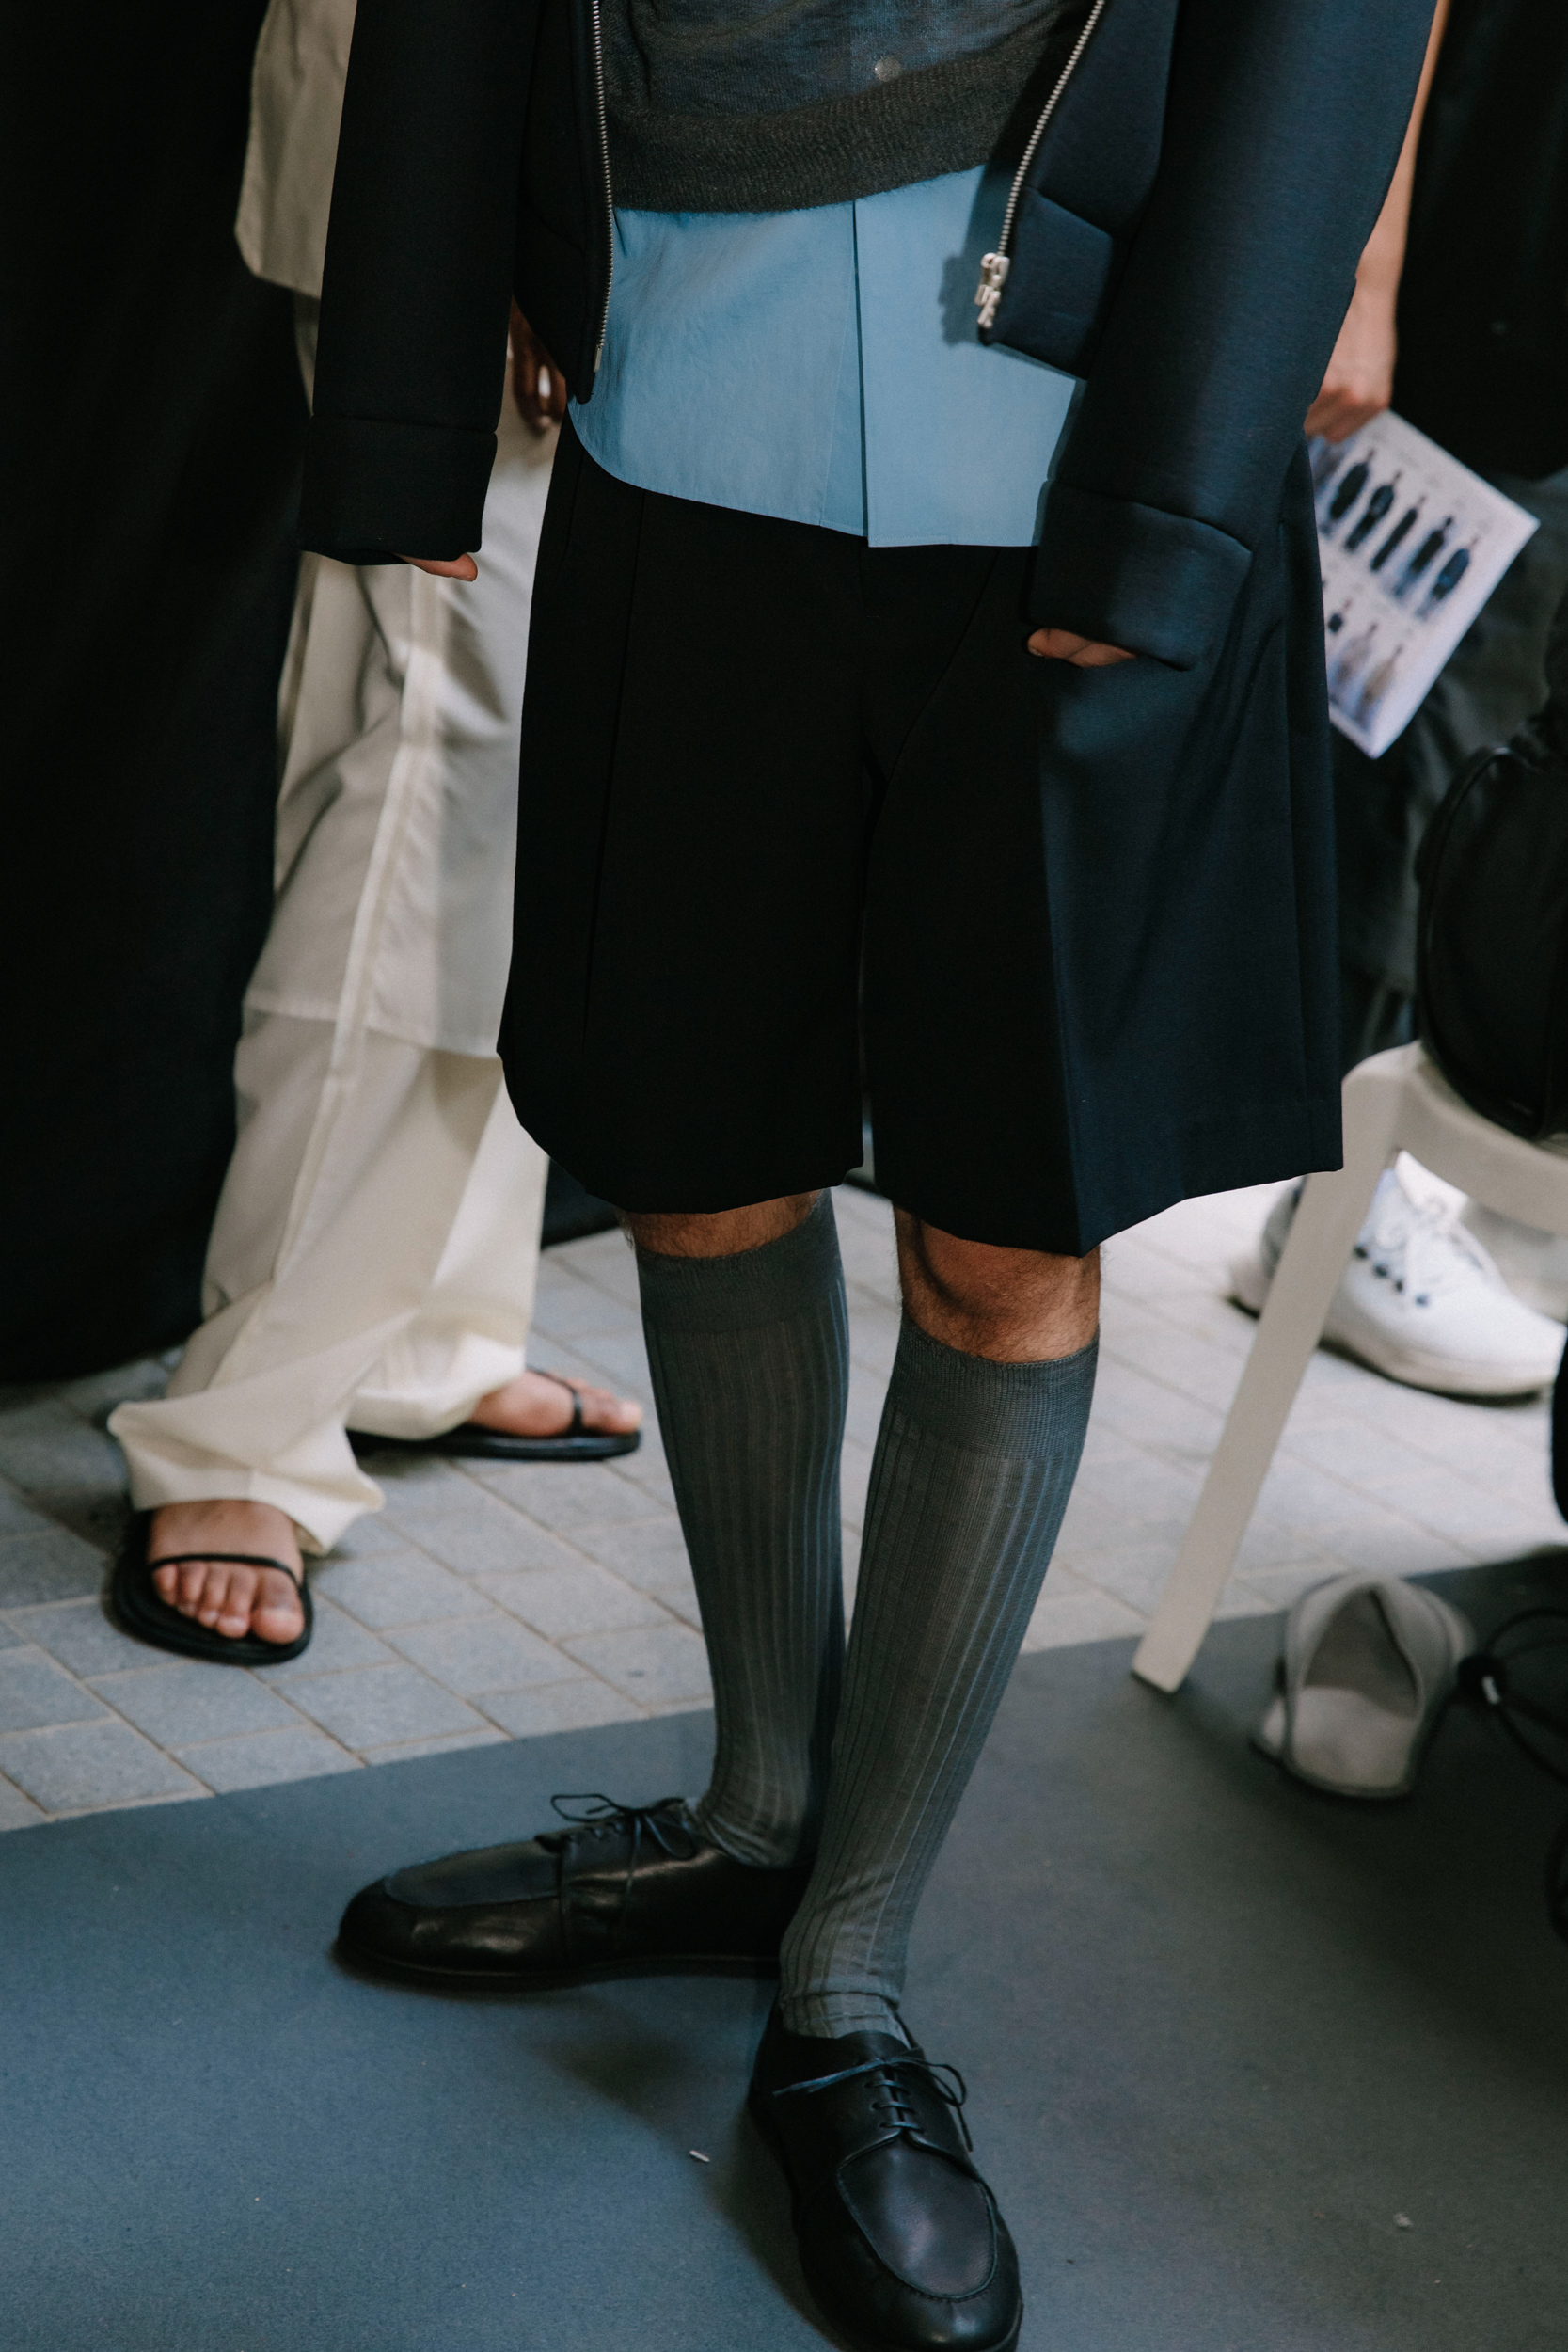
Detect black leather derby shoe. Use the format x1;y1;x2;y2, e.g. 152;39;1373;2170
750;2004;1023;2352
338;1794;810;1984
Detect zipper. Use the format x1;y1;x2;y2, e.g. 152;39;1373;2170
587;0;615;372
975;0;1112;330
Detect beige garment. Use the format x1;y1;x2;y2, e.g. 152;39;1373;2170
234;0;356;299
110;309;555;1549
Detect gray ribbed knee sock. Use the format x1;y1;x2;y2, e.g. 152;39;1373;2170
636;1194;847;1869
779;1316;1097;2036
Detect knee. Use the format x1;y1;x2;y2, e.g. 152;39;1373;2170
895;1211;1099;1362
626;1192;822;1260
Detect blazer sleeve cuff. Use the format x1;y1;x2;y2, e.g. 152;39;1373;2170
299;416;497;564
1029;484;1254;669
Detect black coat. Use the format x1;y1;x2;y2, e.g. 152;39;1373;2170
1394;0;1568;483
301;0;1437;1237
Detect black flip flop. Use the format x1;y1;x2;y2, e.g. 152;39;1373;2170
111;1512;313;1666
349;1373;641;1465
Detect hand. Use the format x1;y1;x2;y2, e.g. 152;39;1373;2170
1027;628;1134;667
400;553;479;579
511;302;568;433
1306;278;1397;442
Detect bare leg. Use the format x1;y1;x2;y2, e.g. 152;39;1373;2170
894;1209;1099;1359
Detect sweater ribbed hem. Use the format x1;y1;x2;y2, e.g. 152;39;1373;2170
606;9;1081;214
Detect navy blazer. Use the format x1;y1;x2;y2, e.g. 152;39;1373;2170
302;0;1433;669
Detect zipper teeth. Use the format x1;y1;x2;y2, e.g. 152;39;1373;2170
587;0;614;368
995;0;1112;262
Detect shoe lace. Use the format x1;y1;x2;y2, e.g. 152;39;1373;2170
773;2053;974;2153
542;1792;703;1953
1354;1181;1497;1310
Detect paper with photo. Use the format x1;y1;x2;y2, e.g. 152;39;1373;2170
1312;411;1538;758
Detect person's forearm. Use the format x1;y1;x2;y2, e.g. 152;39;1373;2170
1359;0;1449;299
1304;0;1449;440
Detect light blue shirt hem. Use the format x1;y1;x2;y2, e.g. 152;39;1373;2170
570;165;1077;549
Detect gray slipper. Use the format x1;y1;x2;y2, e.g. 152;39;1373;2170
1254;1571;1475;1799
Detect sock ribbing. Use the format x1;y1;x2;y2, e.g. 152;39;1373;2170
636;1194;848;1868
779;1316;1097;2036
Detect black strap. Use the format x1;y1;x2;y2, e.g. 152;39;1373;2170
537;1371;586;1438
146;1549;304;1592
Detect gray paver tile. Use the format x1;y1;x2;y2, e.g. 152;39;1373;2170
1212;1581;1280;1620
173;1727;358;1793
0;1527;107;1608
562;1622;712;1706
567;1516;689;1594
311;1551;492;1629
0;1773;47;1830
89;1661;303;1745
22;1489;131;1553
1021;1586;1145;1651
839;1438;875;1533
469;1461;669;1532
476;1564;670;1640
0;1619;18;1650
1062;1542;1181;1613
551;1330;652;1394
479;1681;644;1737
349;1454;472;1517
0;1650;107;1732
605;1447;676;1507
387;1613;580;1695
1240;1560;1358;1611
8;1598;150;1677
363;1728;509;1764
0;1482;50;1536
325;1515;415;1561
0;1721;202;1812
551;1230;640;1305
528;1276;635;1343
262;1597;399;1681
0;1399;125;1497
399;1497;568;1578
285;1663;490;1749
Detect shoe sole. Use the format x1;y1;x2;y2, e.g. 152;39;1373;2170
747;2088;1023;2352
1229;1287;1555;1398
335;1936;780;1989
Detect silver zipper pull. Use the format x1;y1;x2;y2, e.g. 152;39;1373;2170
974;251;1010;331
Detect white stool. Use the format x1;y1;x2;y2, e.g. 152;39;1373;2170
1132;1043;1568;1693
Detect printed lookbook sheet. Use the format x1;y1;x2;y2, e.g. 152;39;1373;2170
1312;411;1538;758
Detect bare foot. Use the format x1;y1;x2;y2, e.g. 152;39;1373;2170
148;1500;306;1645
468;1371;642;1439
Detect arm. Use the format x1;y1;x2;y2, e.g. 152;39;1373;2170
1305;0;1450;443
1032;0;1439;670
299;0;541;567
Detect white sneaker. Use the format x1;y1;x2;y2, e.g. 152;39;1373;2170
1231;1168;1567;1397
1459;1202;1568;1324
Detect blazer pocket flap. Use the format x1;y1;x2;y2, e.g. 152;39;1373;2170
980;191;1118;378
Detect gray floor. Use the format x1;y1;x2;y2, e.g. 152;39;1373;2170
0;1180;1559;1825
5;1565;1565;2352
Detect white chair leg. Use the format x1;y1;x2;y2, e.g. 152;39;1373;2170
1131;1073;1403;1693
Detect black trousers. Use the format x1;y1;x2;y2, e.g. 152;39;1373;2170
500;423;1341;1252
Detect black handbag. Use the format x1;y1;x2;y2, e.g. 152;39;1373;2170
1415;710;1568;1140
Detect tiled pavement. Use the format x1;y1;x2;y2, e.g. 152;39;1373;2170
0;1179;1559;1830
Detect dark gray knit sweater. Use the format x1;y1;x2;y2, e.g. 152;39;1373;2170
602;0;1086;213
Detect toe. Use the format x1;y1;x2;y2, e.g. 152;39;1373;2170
252;1568;305;1645
575;1383;642;1435
175;1561;211;1618
212;1565;260;1638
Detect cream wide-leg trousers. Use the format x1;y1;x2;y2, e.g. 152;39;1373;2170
112;318;552;1551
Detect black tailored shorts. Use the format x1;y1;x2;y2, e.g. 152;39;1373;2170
500;421;1085;1249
